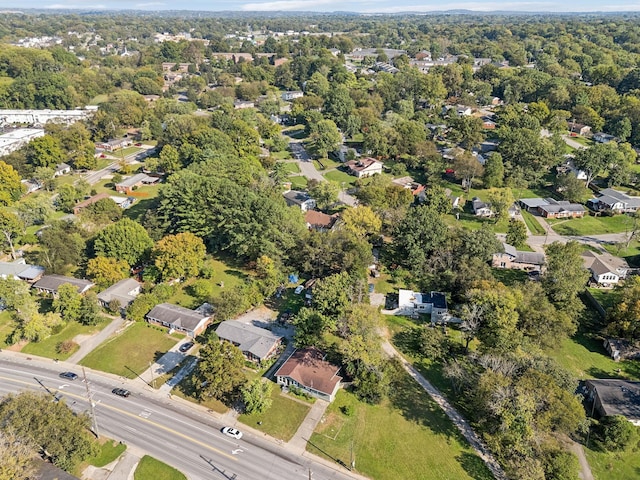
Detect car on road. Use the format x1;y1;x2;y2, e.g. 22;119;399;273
294;285;304;294
221;427;243;440
59;371;78;381
179;341;194;353
112;388;131;398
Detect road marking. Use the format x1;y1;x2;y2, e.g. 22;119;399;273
0;374;237;462
59;384;69;389
139;409;152;418
124;425;138;433
231;449;243;455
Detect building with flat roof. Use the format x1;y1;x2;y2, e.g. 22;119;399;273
0;128;44;156
586;379;640;426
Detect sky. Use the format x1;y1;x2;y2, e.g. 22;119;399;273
1;0;640;13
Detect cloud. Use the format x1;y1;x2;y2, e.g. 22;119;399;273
46;3;106;7
136;1;165;5
242;0;343;11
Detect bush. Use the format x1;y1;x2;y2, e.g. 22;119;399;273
595;415;639;452
341;404;355;416
56;340;77;354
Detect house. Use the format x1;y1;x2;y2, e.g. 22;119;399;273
275;347;342;402
283;190;316;211
21;179;42;194
345;158;383;178
585;379;640;426
593;132;616;143
482;117;497;129
392;177;426;200
215;320;282;363
471;197;493;217
33;275;94;295
582;250;629;286
114;173;157;194
97;278;141;310
110;196;135;209
456;106;472;116
281;90;303;101
519;197;586;218
588;188;640;214
95;138;132;152
397;289;448;322
146;303;211;337
603;338;640;362
492;243;545;272
72;193;112;215
304;210;338;232
569;122;591;136
557;157;588;180
53;163;71;177
0;259;45;282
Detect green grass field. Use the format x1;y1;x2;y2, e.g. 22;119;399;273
279;161;300;174
238;384;310;441
521;210;547;235
80;322;179;378
548;214;634;235
313;157;341;170
0;311;15;348
21;318;109;360
491;268;529;286
288;175;308;189
324;169;357;186
134;456;186;480
309;384;492;480
587;287;619;311
585;447;640;480
88;439;127;467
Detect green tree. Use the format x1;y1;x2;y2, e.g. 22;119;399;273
483;153;504;188
191;333;246;401
153;232;206;281
0;431;35;480
0;209;23;260
543;241;589;315
595;415;639;452
94;218;153;266
555;173;590;203
573;143;616;189
126;293;158;322
79;291;101;326
312;271;354;319
86;257;130;290
393;205;449;269
241;379;273;415
38;222;85;275
486;187;515;221
25;135;64;168
52;283;82;322
449;115;485;149
0;160;24;206
506;219;528;248
341;206;382;238
308;119;342;158
453;150;484;192
158;144;181;173
308;180;339;210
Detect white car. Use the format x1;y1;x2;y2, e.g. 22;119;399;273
222;427;243;440
294;285;304;294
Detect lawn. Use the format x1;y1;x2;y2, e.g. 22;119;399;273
80;322;179;379
308;382;492;480
271;150;292;160
173;373;228;414
238;383;310;441
90;94;109;104
288;175;308;189
313;157;341;170
521;210;546;235
86;439;126;468
134;456;186;480
584;447;640;480
587;287;619;312
206;257;249;298
445;209;510;234
118;146;144;157
122;185;161;221
491;268;529;286
21;318;109;360
569;135;594;147
0;310;15;348
548;214;634;235
279;161;300;174
324;169;357;186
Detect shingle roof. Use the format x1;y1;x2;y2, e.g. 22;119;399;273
283;190;311;206
0;259;44;280
97;278;140;306
275;347;342;396
587;379;640;421
146;303;209;331
116;173;150;188
32;275;94;294
216;320;282;360
304;210;338;229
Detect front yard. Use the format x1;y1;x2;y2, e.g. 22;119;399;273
0;310;14;348
80;322;180;378
134;456;186;480
584;447;640;480
548;214;634;235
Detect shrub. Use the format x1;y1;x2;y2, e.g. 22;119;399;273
341;404;355;416
56;340;77;354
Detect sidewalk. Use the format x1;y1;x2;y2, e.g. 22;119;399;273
286;398;329;455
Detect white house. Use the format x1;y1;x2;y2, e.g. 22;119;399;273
471;197;493;217
582;251;629;287
345;158;383;178
283;190;316;211
397;289;448;322
281;90;303;101
588;188;640;214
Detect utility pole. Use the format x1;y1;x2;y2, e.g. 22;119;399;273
308;468;312;480
350;439;355;470
83;368;100;438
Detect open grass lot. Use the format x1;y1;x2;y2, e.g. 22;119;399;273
0;310;15;348
444;209;510;233
279;161;300;174
134;456;186;480
602;240;640;267
73;438;126;476
122;185;162;221
288;175;308;190
308;383;492;480
521;210;547;235
584;447;640;480
80;322;179;378
548;214;634;235
238;384;310;441
568;135;595;147
324;169;357;186
118;146;144;157
21;318;109;360
313;157;341;170
491;268;529;286
206;257;249;298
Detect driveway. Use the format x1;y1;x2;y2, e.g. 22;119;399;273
67;316;128;364
562;135;588;150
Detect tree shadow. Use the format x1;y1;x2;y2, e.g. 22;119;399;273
223;269;247;280
391;327;422;356
456;452;494;480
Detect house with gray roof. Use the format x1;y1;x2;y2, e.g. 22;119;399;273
0;259;45;282
519;197;585;218
283;190;316;211
586;379;640;426
114;173;158;194
146;303;211;337
32;275;94;295
216;320;282;363
97;278;141;310
582;250;629;286
589;188;640;214
492;243;545;272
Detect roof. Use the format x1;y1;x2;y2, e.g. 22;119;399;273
74;193;111;210
116;173;150;188
472;197;490;211
55;162;71;171
515;251;546;266
304;210;338;229
97;278;140;306
146;303;209;331
587;379;640;421
33;274;94;294
345;158;383;173
275;347;342;396
520;197;549;209
398;289;447;309
597;188;640;208
216;320;282;360
283;190;312;206
0;259;44;280
582;250;629;275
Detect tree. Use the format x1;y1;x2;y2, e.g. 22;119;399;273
126;293;158;322
242;379;273;415
56;184;83;213
0;210;23;260
52;283;82;322
486;188;515;221
308;180;340;210
607;276;640;340
13;194;54;228
341;206;382;238
573;143;617;189
595;415;638;452
0;391;97;472
153;232;206;281
94;218;153;266
38;222;85;275
449;115;485;149
86;257;130;290
308;119;342;158
453;150;483;192
0;160;24;206
543;241;589;315
393;205;449;269
79;291;101;326
0;431;35;480
191;333;246;401
555;173;590;203
158;144;181;173
506;219;528;248
483;153;504;188
312;271;354;319
25;135;64;168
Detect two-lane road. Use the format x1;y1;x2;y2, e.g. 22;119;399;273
0;357;357;480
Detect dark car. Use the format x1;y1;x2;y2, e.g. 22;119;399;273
59;371;78;381
112;388;131;398
179;341;194;353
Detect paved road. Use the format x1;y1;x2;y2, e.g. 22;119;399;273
0;353;363;480
381;340;506;480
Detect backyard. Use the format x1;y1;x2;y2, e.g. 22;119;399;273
79;322;180;378
584;447;640;480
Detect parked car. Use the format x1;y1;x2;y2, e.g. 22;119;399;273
294;285;304;294
368;283;375;293
221;427;243;440
112;388;131;398
59;371;78;381
179;341;194;353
